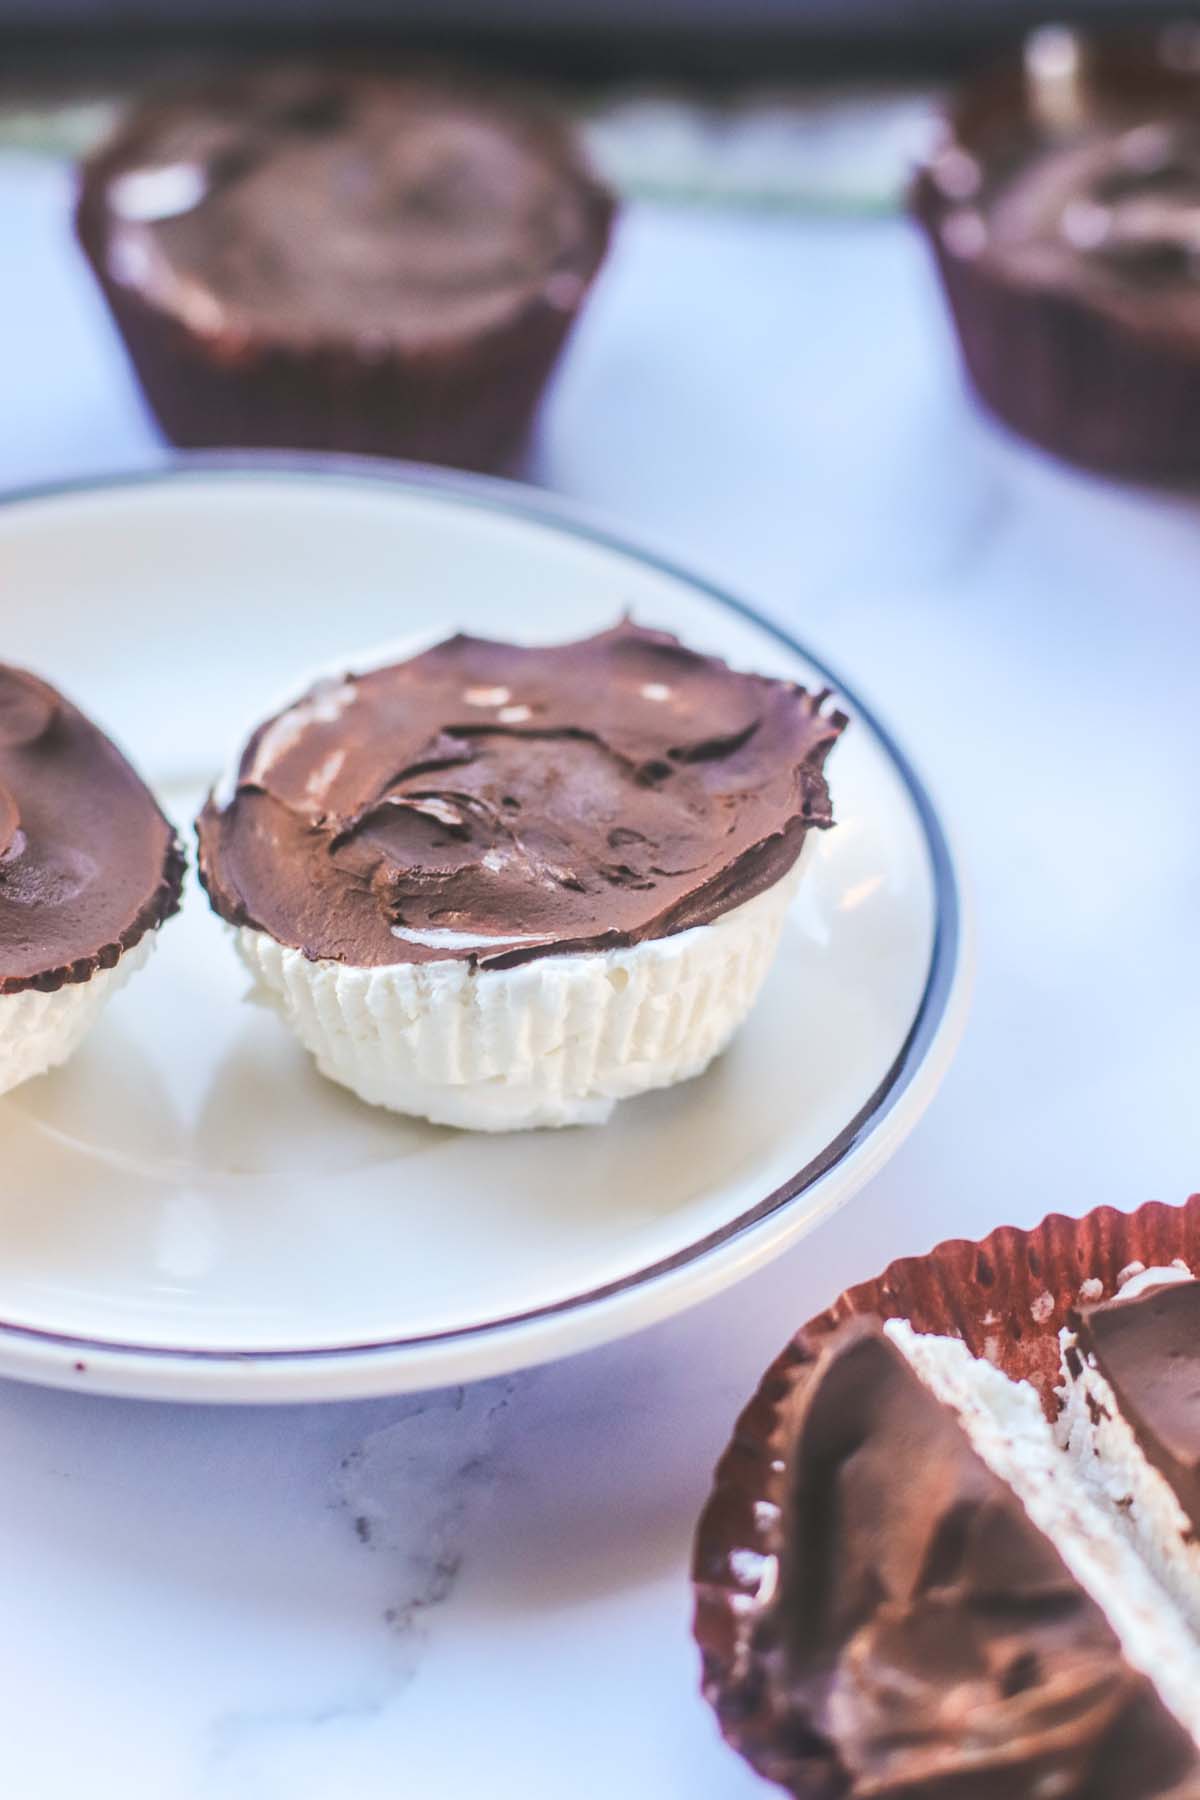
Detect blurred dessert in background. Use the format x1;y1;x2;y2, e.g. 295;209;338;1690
914;25;1200;477
75;62;615;470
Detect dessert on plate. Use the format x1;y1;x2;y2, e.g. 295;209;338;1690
913;26;1200;475
694;1196;1200;1799
75;62;615;470
0;664;184;1097
196;621;847;1131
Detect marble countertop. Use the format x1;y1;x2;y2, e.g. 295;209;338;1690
3;154;1200;1799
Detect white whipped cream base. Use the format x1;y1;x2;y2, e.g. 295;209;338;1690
1056;1266;1200;1642
233;862;802;1132
0;933;153;1099
887;1318;1200;1748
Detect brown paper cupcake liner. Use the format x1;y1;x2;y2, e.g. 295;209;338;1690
693;1195;1200;1796
73;246;608;472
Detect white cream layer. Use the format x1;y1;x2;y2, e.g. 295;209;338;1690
234;863;802;1131
0;933;153;1099
887;1318;1200;1749
1056;1267;1200;1642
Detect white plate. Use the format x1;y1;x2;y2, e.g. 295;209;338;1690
0;461;969;1403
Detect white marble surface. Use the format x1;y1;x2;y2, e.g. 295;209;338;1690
2;152;1200;1798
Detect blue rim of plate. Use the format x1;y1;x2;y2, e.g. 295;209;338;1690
0;453;965;1368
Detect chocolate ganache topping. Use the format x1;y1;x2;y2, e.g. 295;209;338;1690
90;65;611;347
0;665;184;994
196;623;846;970
751;1320;1200;1800
1073;1279;1200;1537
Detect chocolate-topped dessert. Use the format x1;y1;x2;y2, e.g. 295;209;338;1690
196;622;846;1130
914;26;1200;474
75;63;614;469
695;1200;1200;1800
0;665;183;1096
700;1318;1200;1800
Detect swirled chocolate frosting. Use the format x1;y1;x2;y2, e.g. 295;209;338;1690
196;623;846;970
755;1319;1200;1799
0;666;184;994
87;64;612;346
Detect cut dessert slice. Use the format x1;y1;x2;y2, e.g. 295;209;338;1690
1058;1267;1200;1640
718;1316;1200;1799
888;1318;1200;1756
